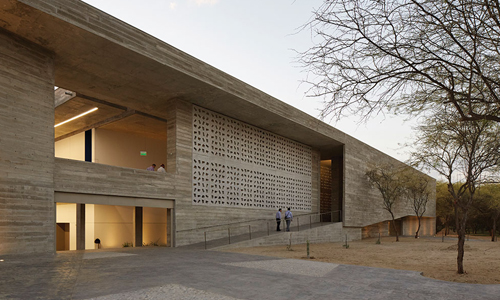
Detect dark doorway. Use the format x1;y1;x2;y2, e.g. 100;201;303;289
320;157;343;222
56;223;70;251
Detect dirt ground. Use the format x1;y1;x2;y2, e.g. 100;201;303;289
223;236;500;284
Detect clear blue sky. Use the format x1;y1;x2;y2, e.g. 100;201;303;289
83;0;418;165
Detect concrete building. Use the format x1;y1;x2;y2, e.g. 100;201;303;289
0;0;435;254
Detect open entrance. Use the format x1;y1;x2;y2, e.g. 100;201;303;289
55;193;174;250
53;88;169;172
320;157;343;222
56;223;70;251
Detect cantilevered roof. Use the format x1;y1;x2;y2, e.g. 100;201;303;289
0;0;348;158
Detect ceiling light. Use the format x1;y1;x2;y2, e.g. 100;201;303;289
54;107;98;128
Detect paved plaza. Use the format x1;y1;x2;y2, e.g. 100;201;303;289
0;247;498;300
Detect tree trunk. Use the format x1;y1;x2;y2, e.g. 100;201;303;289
493;216;497;242
457;224;465;274
390;212;399;242
445;219;449;236
415;216;421;238
455;203;466;274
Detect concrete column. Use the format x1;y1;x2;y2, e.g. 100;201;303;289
134;207;143;247
165;99;193;246
76;204;86;250
311;150;321;214
0;31;55;254
166;208;174;247
166;99;194;177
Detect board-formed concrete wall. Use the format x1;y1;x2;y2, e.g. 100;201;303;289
343;136;436;234
169;101;322;246
52;101;435;248
0;1;436;254
0;30;55;254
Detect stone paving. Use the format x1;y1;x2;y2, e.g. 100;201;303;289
0;247;499;300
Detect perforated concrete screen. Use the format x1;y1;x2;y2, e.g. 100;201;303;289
192;106;312;211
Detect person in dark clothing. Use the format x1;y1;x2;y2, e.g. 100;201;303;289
276;208;282;231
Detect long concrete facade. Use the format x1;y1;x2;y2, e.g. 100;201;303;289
0;0;435;254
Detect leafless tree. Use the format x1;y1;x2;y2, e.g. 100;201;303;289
474;184;500;241
400;169;433;238
300;0;500;122
411;107;500;274
366;164;404;241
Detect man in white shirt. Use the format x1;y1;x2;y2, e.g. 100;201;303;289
285;208;293;232
276;208;282;231
157;163;166;172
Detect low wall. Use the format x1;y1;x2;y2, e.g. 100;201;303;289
362;221;390;239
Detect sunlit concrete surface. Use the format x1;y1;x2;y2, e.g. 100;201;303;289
84;284;242;300
82;252;136;260
224;259;340;277
0;248;498;300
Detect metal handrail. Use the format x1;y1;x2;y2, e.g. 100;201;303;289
195;210;342;249
176;210;342;233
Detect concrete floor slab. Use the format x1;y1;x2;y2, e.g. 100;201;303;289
83;284;242;300
224;259;340;277
83;252;137;260
0;247;498;300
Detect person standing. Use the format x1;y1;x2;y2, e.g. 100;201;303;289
276;208;282;231
146;163;156;171
157;163;166;172
285;208;293;232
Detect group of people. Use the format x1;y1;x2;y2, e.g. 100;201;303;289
146;163;166;172
275;208;293;232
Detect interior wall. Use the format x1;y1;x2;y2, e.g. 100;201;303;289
401;216;436;237
94;128;167;170
56;203;77;250
320;160;332;215
331;156;343;217
55;132;85;161
93;204;134;249
143;207;167;246
85;204;95;249
56;223;70;251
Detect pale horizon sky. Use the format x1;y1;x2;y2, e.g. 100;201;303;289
83;0;424;175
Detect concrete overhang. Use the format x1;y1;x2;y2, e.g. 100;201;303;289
0;0;346;158
54;89;168;140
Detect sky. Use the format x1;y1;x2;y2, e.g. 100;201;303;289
83;0;419;167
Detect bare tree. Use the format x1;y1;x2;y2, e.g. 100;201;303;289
475;184;500;241
366;164;404;241
300;0;500;122
401;168;432;238
411;107;500;274
436;181;456;235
